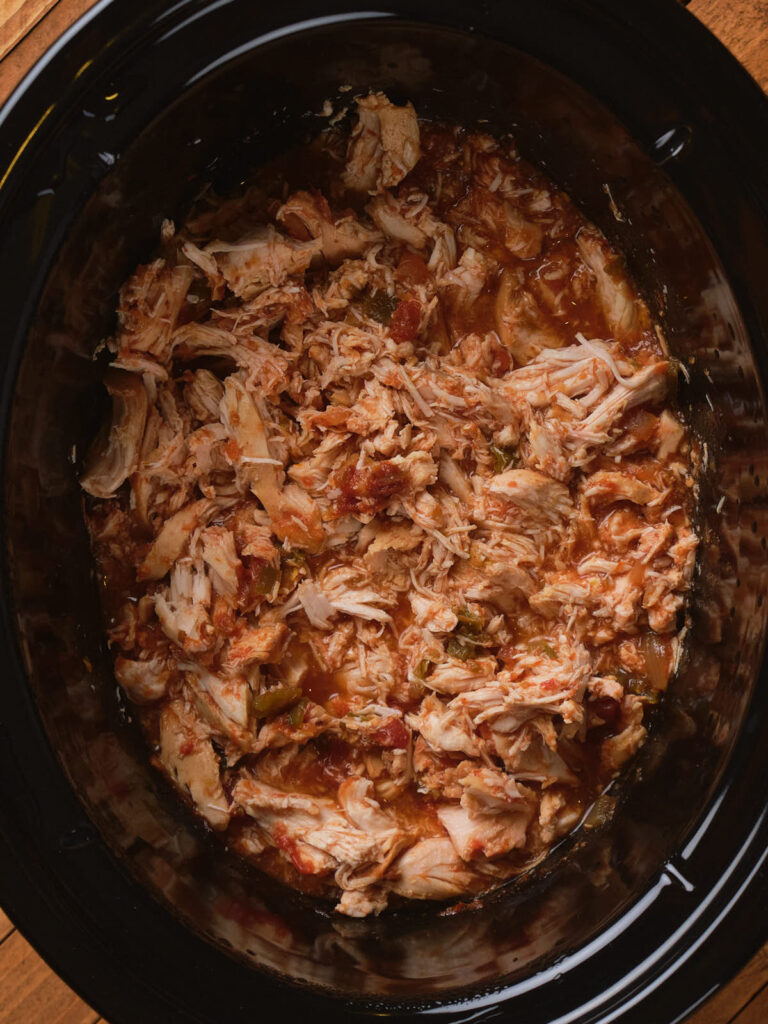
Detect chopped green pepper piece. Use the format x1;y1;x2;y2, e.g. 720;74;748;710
489;443;517;473
456;607;485;635
626;677;662;704
415;659;432;679
288;697;309;727
362;289;398;324
538;641;556;658
252;685;303;719
254;563;280;596
446;636;476;661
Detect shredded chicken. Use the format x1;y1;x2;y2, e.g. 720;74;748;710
82;93;697;917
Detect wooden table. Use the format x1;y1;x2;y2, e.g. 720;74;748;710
1;0;767;1021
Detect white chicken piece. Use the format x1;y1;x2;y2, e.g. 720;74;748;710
220;376;324;551
367;192;457;275
181;661;250;730
438;768;536;859
184;369;224;423
495;267;564;365
367;192;428;248
538;788;582;845
206;224;321;299
438;451;474;503
154;558;212;652
502;202;543;259
388;450;438;492
407;694;482;759
233;777;403;895
225;623;289;668
577;227;645;342
463;562;535;614
138;498;217;581
114;653;171;704
296;565;395;627
504;347;669;480
171;324;292;401
114;258;194;363
335;887;389;918
276;190;382;263
199;525;241;600
657;409;686;459
288;432;350;494
583;470;662;506
488;468;573;524
335;778;409;887
183;423;229;486
426;657;498;696
81;369;149;498
409;592;458;633
157;701;230;829
601;694;647;775
343;93;420;192
390;838;478;900
491;720;577;786
438;246;492;301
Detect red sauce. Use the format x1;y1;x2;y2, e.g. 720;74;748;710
387;786;442;835
368;717;410;749
334;460;406;517
389;299;422;343
300;666;342;705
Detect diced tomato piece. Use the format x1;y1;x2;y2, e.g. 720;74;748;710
389;299;422;343
370;717;410;748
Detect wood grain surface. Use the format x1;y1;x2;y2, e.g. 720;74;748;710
0;1;767;1022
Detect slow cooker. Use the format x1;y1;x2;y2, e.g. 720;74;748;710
1;1;768;1021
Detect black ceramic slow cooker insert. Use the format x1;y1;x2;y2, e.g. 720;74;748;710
1;2;768;1022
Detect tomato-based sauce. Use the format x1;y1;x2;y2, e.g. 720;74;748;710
82;91;697;917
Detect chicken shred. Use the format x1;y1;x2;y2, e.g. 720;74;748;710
82;94;697;917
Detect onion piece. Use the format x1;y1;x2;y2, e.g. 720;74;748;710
640;634;672;691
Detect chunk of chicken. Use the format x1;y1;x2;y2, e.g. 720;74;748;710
199;525;242;599
601;694;646;775
583;471;661;506
114;653;171;704
277;190;382;263
207;225;321;299
495;268;564;366
138;498;217;581
577;227;646;342
81;369;148;498
488;468;573;523
182;661;250;729
407;694;481;759
343;93;420;192
390;838;477;900
154;558;212;652
438;768;535;859
226;623;289;668
184;369;224;423
157;702;230;829
115;259;194;362
220;376;324;550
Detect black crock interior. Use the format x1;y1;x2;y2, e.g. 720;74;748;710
2;2;768;1022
